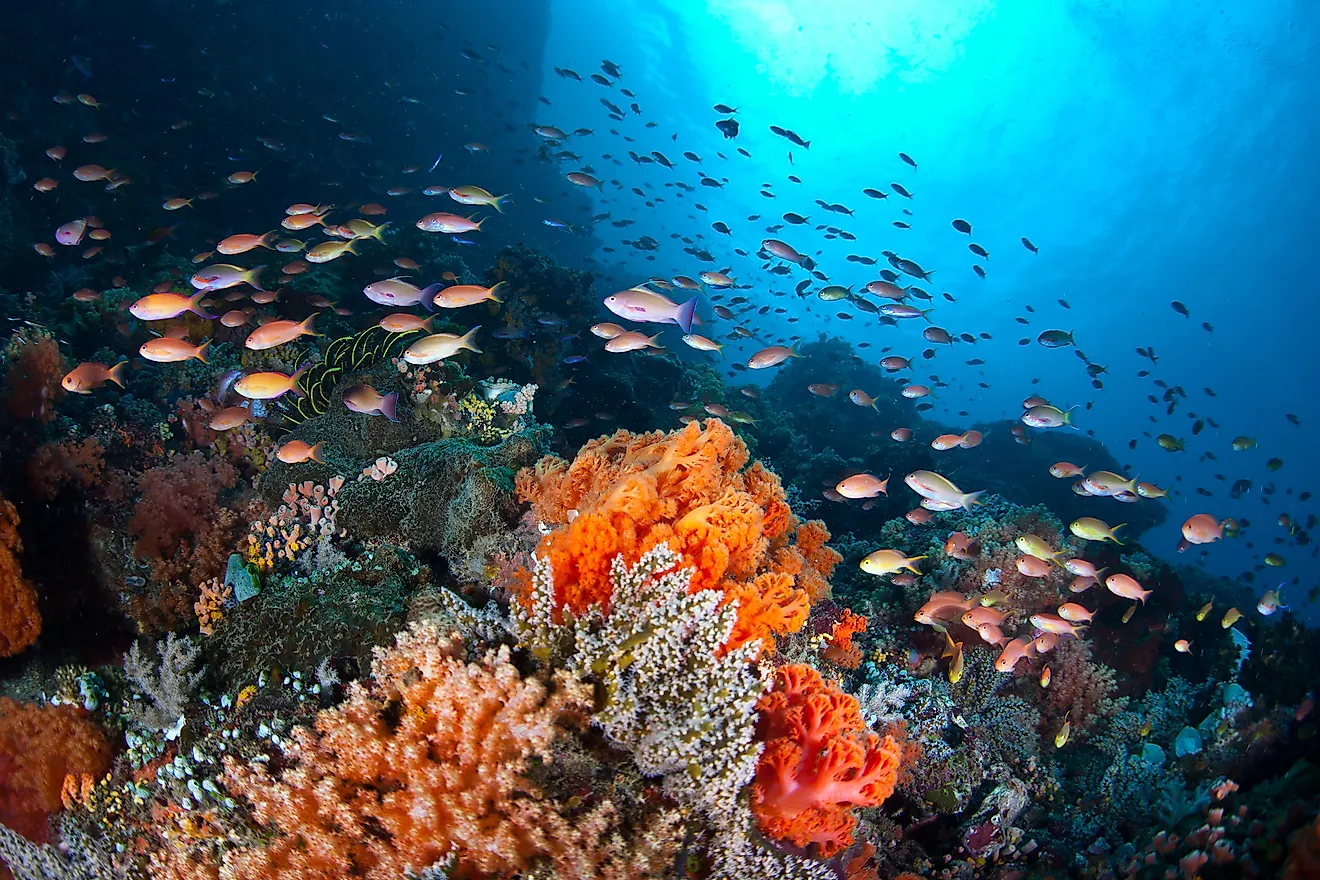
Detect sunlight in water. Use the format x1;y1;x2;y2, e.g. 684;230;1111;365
698;0;994;95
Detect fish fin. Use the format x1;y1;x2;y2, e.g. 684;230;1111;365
379;391;400;423
374;222;392;241
488;281;506;303
260;230;279;249
302;313;322;337
309;442;326;464
460;326;483;354
676;295;698;334
106;360;129;387
194;340;211;364
492;194;512;213
419;283;443;311
960;491;984;511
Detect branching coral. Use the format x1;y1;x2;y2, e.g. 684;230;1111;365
823;608;867;669
515;418;840;655
752;664;902;857
220;620;673;879
515;544;766;823
0;498;40;658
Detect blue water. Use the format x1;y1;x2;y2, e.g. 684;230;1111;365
537;0;1320;606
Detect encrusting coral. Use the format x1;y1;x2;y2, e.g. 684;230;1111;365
515;417;840;655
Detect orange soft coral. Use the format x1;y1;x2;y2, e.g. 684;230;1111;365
752;665;901;858
516;419;835;654
823;609;868;669
0;496;40;658
0;699;111;847
221;620;613;880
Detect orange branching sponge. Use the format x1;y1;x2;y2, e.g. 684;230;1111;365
823;608;868;669
221;620;615;880
0;698;111;846
752;665;901;858
0;496;40;658
515;419;840;654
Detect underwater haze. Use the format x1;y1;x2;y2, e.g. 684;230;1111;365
0;1;1317;879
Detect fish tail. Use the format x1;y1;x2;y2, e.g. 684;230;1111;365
187;289;216;320
419;283;443;311
289;363;309;397
194;340;211;364
921;308;934;323
488;281;506;303
106;360;129;387
421;315;436;333
492;194;512;213
676;295;698;334
244;265;266;289
302;313;322;337
373;222;392;242
471;215;485;231
260;230;279;249
960;490;984;511
1112;523;1126;544
460;326;483;354
379;391;400;423
310;442;325;464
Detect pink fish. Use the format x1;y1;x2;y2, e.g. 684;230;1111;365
56;218;87;246
415;212;484;234
363;277;443;307
602;287;698;334
1105;573;1152;604
995;637;1033;672
343;384;399;421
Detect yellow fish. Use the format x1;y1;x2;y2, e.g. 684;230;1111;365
1040;666;1051;688
1221;607;1242;629
1055;711;1072;748
1015;534;1062;563
1196;600;1214;622
943;631;964;685
1070;517;1125;544
859;549;927;577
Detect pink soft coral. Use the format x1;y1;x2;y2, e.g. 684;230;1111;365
515;419;839;655
752;665;901;857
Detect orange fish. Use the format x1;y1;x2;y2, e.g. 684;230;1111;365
994;637;1033;672
162;198;193;211
1049;461;1085;478
244;315;320;351
1105;573;1151;604
835;473;889;499
72;288;101;302
276;439;325;464
431;282;505;309
139;338;210;363
227;171;258;185
234;367;307;400
209;405;250;431
217;231;278;255
220;310;251;328
378;313;435;333
62;361;128;393
33;178;58;193
129;290;212;321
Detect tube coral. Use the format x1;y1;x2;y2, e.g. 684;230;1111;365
0;497;40;658
752;665;902;857
515;418;840;654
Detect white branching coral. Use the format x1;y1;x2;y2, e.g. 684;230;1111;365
511;545;834;880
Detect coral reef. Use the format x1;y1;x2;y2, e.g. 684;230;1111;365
2;330;65;425
515;417;839;654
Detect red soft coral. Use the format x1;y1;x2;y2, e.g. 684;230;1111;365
516;419;837;655
0;496;40;658
752;665;901;857
3;330;65;424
